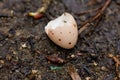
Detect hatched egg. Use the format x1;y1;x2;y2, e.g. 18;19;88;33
45;12;78;49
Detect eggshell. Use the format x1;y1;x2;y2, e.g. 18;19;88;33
45;12;78;49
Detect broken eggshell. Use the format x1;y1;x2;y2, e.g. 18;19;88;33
45;12;78;49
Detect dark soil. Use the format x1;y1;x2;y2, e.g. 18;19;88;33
0;0;120;80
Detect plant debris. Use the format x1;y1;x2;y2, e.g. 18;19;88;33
67;64;82;80
50;66;63;70
28;0;52;19
46;54;66;64
108;54;120;80
79;0;111;34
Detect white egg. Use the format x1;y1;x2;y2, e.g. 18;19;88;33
45;12;78;49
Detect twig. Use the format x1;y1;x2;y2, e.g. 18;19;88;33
76;7;101;15
87;15;102;35
29;0;52;19
79;0;111;34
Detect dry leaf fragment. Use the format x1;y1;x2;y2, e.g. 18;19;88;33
46;54;66;64
108;54;120;80
67;65;82;80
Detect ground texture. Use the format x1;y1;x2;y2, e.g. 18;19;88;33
0;0;120;80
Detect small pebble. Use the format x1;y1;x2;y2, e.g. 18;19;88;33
0;60;4;64
32;70;38;74
85;77;91;80
93;61;97;66
21;43;27;48
71;54;75;58
101;66;107;71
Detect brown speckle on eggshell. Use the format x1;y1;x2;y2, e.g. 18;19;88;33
58;39;61;41
68;42;71;45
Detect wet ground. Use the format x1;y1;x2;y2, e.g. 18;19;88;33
0;0;120;80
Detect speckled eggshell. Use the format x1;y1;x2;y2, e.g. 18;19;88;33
45;12;78;49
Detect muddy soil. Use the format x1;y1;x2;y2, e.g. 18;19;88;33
0;0;120;80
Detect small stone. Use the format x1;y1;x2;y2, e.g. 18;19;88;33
21;43;27;48
15;70;19;72
85;77;91;80
32;70;38;74
6;55;12;60
93;61;97;66
71;54;75;58
101;66;107;71
0;60;4;64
